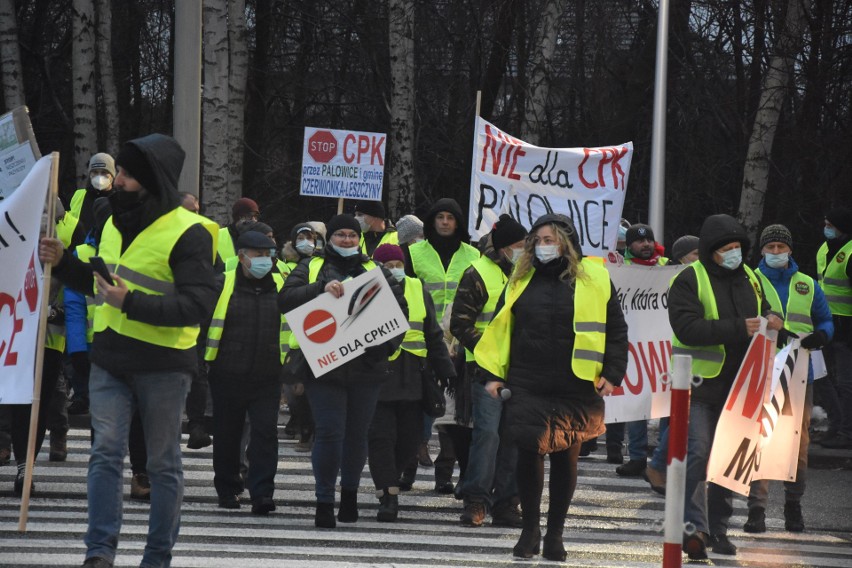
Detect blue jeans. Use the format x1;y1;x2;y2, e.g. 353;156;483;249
304;380;382;503
625;420;648;461
85;364;190;568
649;418;670;471
684;401;732;536
460;381;517;508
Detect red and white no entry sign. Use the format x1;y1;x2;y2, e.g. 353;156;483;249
303;309;337;343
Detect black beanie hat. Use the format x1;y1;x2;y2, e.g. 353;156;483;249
826;207;852;235
355;200;385;219
236;230;276;250
671;235;699;261
491;214;527;250
115;143;159;195
626;223;655;246
326;214;362;237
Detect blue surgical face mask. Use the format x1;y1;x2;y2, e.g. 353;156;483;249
617;225;628;241
389;267;406;282
295;239;315;256
535;245;560;264
717;247;742;270
764;252;789;269
824;226;838;240
246;256;273;278
332;243;360;257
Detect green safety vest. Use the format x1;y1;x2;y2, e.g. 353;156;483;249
205;269;287;363
360;230;399;256
218;226;236;268
671;261;763;378
45;215;79;352
464;256;508;362
69;188;86;221
756;269;815;335
75;242;98;343
474;257;611;382
390;276;427;360
409;240;480;321
287;256;377;350
816;241;852;316
93;207;218;350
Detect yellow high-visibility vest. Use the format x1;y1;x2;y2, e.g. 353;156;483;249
409;240;480;321
474;258;610;382
75;242;97;343
816;240;852;316
671;261;763;378
205;270;286;363
218;226;236;267
463;256;507;362
69;188;86;221
93;207;218;350
756;269;815;335
390;276;427;360
360;231;399;256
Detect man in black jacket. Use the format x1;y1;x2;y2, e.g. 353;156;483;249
668;214;780;560
40;134;221;568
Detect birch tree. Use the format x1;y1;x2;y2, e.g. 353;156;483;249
227;0;248;202
95;0;120;152
72;0;98;185
0;0;24;110
737;0;807;251
387;0;416;218
520;0;566;143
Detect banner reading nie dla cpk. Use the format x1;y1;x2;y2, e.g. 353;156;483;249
284;267;408;378
0;156;51;403
300;126;387;201
468;117;632;256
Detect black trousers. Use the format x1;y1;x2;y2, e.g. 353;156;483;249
209;369;281;501
368;400;422;490
10;349;62;463
516;444;581;532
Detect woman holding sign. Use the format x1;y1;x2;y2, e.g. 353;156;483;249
278;214;407;529
474;214;628;561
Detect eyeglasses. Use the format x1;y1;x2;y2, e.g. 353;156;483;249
332;231;359;241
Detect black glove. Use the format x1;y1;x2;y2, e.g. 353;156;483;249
70;351;91;379
800;330;828;350
363;344;390;363
776;328;799;348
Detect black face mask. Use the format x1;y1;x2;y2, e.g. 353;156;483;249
109;188;147;213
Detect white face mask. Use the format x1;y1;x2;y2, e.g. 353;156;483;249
535;245;560;264
332;243;360;257
764;252;789;269
389;267;406;282
91;175;111;191
295;239;315;256
508;247;524;264
717;247;742;270
355;215;371;233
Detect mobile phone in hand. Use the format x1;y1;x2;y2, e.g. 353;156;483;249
89;256;115;285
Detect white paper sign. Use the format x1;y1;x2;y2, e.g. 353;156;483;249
284;267;408;377
0;111;38;200
300;126;387;201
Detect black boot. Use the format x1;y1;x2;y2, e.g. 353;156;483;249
743;506;766;533
543;514;567;561
376;488;399;522
315;502;336;528
512;526;541;558
784;501;804;532
338;488;359;523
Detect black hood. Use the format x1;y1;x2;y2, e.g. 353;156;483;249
698;214;749;272
123;133;184;215
423;198;470;242
530;213;584;259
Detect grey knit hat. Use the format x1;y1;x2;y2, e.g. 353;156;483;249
396;214;424;244
671;235;699;262
759;224;793;249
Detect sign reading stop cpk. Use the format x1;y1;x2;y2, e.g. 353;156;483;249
307;130;337;163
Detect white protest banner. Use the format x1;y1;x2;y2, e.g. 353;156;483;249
0;156;51;403
284;267;408;377
604;264;685;423
0;107;41;200
467;117;632;256
707;323;809;496
300;126;387;201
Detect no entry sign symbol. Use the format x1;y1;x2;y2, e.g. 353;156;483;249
303;309;337;343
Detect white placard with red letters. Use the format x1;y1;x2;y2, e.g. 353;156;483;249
284;267;408;378
0;156;51;403
300;126;387;201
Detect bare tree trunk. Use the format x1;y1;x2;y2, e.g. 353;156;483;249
227;0;247;201
94;0;119;152
387;0;415;218
201;0;231;225
72;0;98;185
520;0;566;143
737;0;807;252
0;0;25;110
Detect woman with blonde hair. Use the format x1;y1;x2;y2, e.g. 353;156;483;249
475;214;628;561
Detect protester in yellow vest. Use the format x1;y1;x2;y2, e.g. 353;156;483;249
204;231;285;515
474;213;628;561
218;197;260;268
39;133;221;568
449;214;526;529
815;207;852;450
278;214;407;529
68;152;115;237
366;244;455;523
355;200;399;257
741;224;834;535
668;213;781;560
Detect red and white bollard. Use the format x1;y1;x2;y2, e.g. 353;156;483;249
662;354;692;568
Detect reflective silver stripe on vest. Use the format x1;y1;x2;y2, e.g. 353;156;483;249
94;296;105;306
207;338;221;349
47;323;64;336
85;296;96;306
672;345;725;363
408;321;424;331
575;321;606;333
476;311;495;323
401;341;427;351
786;313;813;326
210;318;226;328
574;349;604;363
115;265;176;295
281;322;290;333
281;343;290;353
825;294;852;305
823;277;849;287
423;283;445;292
